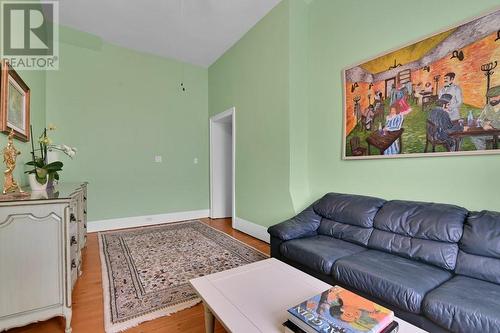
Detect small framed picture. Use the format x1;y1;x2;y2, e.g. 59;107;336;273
0;60;30;142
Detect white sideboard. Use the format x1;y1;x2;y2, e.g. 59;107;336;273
0;182;87;333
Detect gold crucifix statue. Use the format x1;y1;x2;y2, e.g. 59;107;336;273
3;129;24;194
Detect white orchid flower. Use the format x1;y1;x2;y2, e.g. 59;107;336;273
48;143;78;159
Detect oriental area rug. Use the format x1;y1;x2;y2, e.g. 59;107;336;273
98;220;268;333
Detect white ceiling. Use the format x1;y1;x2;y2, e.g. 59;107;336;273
56;0;282;68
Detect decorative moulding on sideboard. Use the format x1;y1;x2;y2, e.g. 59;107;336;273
87;209;210;233
233;217;270;244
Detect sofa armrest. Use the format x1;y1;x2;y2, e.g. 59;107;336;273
270;236;284;259
267;204;322;241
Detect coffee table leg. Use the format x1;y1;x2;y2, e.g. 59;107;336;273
203;302;215;333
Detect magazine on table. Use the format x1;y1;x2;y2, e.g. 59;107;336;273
287;286;395;333
283;320;399;333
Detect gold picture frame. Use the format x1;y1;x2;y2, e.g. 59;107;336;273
0;60;30;142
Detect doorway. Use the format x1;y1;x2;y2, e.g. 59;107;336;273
209;107;235;220
385;77;396;100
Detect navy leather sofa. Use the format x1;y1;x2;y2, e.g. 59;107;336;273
268;193;500;333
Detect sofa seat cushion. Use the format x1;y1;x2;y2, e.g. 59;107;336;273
333;250;452;313
280;235;367;275
423;276;500;333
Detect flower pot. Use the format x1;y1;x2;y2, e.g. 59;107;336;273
28;174;48;192
30;190;48;200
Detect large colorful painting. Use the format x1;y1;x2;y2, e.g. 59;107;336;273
343;9;500;159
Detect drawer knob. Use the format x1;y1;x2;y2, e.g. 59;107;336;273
70;213;76;222
70;236;77;246
71;259;77;269
84;209;87;214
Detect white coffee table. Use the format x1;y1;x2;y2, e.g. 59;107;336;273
190;258;426;333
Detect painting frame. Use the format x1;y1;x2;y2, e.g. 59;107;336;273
342;6;500;160
0;60;30;142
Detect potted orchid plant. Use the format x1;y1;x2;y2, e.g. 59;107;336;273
25;124;77;190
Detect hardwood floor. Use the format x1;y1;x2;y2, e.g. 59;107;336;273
8;218;270;333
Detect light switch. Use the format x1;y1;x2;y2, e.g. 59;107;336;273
155;155;162;163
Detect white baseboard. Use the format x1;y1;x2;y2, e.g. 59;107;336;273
233;217;270;243
87;209;210;233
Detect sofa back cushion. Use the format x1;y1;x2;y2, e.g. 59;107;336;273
368;200;467;270
455;210;500;284
315;193;386;246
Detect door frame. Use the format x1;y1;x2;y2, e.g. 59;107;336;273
209;107;236;223
385;77;396;99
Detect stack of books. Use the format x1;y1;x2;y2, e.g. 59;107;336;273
284;286;399;333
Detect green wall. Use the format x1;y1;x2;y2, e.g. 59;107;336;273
307;0;500;212
209;1;295;227
5;0;499;227
210;0;500;230
0;69;46;189
0;0;46;190
46;27;209;222
288;0;311;212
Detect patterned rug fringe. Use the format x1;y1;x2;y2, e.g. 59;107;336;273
99;232;203;333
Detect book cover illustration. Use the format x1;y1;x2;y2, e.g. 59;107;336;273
288;286;394;333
